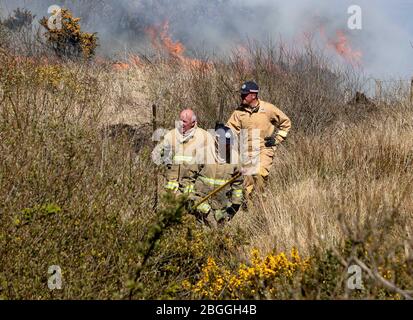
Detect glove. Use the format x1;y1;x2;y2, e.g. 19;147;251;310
264;136;278;147
226;204;241;219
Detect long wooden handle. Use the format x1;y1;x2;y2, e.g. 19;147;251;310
193;172;242;209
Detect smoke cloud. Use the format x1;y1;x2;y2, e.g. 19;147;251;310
1;0;412;78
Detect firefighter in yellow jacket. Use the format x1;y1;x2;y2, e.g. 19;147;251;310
192;123;243;227
153;109;214;195
226;81;291;195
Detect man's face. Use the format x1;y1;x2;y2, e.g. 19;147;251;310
180;116;195;134
241;92;256;106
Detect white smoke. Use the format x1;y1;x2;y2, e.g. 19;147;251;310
1;0;412;78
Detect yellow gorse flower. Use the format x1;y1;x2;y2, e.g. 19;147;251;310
186;247;310;299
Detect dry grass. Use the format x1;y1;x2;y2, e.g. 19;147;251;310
98;65;152;126
235;102;413;256
0;26;412;299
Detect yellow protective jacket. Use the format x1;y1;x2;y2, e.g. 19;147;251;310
193;162;243;214
226;99;291;153
155;126;214;194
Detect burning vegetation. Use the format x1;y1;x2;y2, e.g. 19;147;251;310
319;26;362;66
144;21;211;69
327;30;362;65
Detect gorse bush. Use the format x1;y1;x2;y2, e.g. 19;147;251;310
185;248;310;299
40;8;98;60
128;210;248;299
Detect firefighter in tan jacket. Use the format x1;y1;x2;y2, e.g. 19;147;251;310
226;81;291;195
192;124;243;227
153;109;214;195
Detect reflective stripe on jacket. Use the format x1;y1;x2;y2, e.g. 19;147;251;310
156;126;214;192
194;163;243;207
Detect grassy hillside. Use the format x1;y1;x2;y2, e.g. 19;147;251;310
0;19;412;299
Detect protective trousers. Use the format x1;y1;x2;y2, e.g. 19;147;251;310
243;147;275;195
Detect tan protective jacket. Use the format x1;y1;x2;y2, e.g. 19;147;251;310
226;99;291;153
156;126;214;193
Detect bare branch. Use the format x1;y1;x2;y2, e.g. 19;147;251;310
353;257;412;300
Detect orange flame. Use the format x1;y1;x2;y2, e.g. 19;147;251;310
112;62;130;71
159;21;185;57
320;27;362;66
145;21;211;70
111;54;143;71
329;30;362;65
